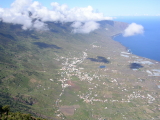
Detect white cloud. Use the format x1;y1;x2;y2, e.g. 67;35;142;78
0;0;112;32
71;22;82;28
11;0;32;12
51;2;68;12
123;23;144;37
0;8;33;30
32;20;48;30
71;21;99;34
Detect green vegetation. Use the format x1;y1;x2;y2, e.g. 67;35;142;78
0;21;159;120
0;105;45;120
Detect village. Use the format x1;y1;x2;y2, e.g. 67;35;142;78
50;43;160;119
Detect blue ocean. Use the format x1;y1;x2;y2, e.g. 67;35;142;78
114;16;160;62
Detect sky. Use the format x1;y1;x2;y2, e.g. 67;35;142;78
0;0;160;16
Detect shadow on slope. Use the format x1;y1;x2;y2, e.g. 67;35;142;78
87;56;110;63
33;42;62;49
129;63;143;69
0;33;16;41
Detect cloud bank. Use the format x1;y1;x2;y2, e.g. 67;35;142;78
123;23;144;37
0;0;112;33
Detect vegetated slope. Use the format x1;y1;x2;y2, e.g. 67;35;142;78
0;20;126;119
0;105;46;120
0;20;160;120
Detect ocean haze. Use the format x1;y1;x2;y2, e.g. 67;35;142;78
114;16;160;62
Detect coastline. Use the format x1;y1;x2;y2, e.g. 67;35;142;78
110;34;160;63
113;16;160;62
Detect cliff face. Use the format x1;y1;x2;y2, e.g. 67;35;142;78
0;20;159;120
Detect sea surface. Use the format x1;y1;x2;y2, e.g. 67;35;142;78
113;16;160;62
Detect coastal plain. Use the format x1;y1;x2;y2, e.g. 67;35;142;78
0;20;160;120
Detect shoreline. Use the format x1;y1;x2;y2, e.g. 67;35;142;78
110;34;160;63
111;17;160;62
